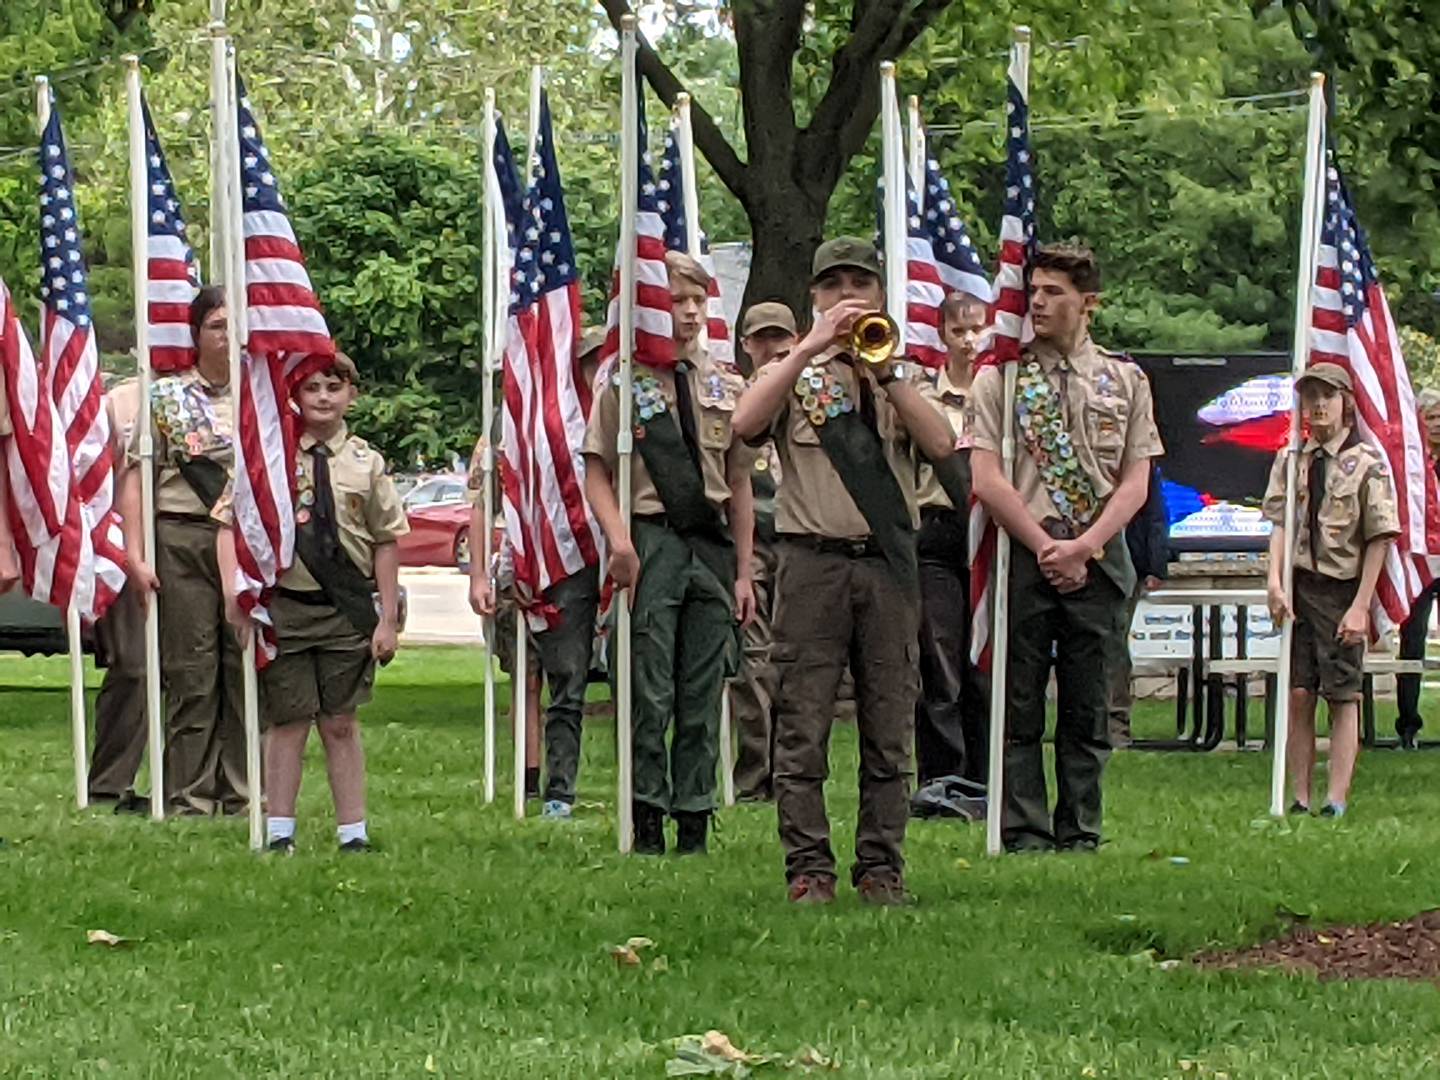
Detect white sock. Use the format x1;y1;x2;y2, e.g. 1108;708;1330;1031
267;816;296;842
337;820;368;845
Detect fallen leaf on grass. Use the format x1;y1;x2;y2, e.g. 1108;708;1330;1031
86;930;133;948
791;1046;836;1070
611;935;657;967
702;1031;751;1063
424;1052;438;1073
651;955;669;973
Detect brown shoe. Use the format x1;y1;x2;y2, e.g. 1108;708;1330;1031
786;874;837;905
856;870;913;907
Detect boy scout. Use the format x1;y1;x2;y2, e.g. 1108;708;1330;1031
118;286;246;816
731;301;796;802
89;379;149;809
912;291;989;792
218;353;407;852
1394;387;1440;748
583;251;754;855
1263;362;1398;817
470;330;604;817
731;236;957;905
970;244;1162;853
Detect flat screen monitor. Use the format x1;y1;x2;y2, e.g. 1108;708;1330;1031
1130;352;1292;553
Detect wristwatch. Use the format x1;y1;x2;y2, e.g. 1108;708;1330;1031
876;362;908;388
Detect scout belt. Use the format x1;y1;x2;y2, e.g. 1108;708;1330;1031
628;376;736;589
1015;360;1100;527
792;365;916;592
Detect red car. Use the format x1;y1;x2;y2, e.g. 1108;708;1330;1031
397;474;473;572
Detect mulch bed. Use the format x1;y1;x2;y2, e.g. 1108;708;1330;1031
1196;909;1440;982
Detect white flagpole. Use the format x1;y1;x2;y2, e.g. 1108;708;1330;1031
213;28;263;852
879;64;908;354
479;88;498;805
985;26;1030;858
906;94;926;197
37;76;89;812
673;93;735;809
208;0;227;283
616;15;640;853
125;56;166;821
508;66;545;822
1271;72;1328;817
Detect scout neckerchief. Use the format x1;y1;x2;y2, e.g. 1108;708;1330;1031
624;363;736;588
153;371;230;511
291;431;380;638
1015;354;1100;527
1303;426;1362;562
792;354;917;592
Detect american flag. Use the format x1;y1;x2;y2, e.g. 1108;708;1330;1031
498;92;601;621
35;103;126;620
657;120;734;367
1;273;89;615
1308;155;1440;636
901;156;992;369
140;95;201;373
597;82;674;381
228;74;335;662
969;49;1037;670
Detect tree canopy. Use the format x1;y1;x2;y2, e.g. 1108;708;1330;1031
0;0;1436;466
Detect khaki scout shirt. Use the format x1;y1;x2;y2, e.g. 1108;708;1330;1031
914;365;972;510
128;366;234;517
969;336;1163;524
1262;426;1399;580
107;379;141;461
581;341;743;517
768;346;920;539
284;425;409;591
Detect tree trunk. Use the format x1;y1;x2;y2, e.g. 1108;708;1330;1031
733;178;828;372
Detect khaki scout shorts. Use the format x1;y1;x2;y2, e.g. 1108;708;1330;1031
1291;569;1363;703
262;591;376;726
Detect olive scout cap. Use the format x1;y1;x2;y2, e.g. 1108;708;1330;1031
329;351;360;384
1296;362;1353;395
811;236;883;282
741;302;797;337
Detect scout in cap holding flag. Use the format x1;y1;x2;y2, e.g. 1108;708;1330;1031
1264;361;1399;818
732;236;956;905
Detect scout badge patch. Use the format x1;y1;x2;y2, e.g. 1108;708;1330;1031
1016;361;1100;526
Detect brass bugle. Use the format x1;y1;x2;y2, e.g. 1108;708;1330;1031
849;312;900;365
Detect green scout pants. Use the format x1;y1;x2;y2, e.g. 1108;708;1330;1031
1003;545;1125;850
156;516;249;815
88;580;148;799
534;564;600;805
772;540;919;884
731;540;779;800
630;520;734;815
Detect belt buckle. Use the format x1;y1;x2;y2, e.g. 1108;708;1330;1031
847;539;869;558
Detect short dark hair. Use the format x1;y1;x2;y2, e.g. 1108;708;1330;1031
1032;243;1102;293
189;285;226;339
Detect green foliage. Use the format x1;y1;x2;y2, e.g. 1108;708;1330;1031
287;134;486;467
1400;327;1440;390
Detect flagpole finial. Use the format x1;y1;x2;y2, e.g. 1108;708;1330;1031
880;60;896;77
675;91;690;108
1014;25;1031;43
621;13;637;32
123;54;140;71
208;19;227;37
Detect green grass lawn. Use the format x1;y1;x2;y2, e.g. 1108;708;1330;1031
2;647;1439;1078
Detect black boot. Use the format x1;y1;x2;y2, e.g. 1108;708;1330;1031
633;802;665;855
674;811;709;855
